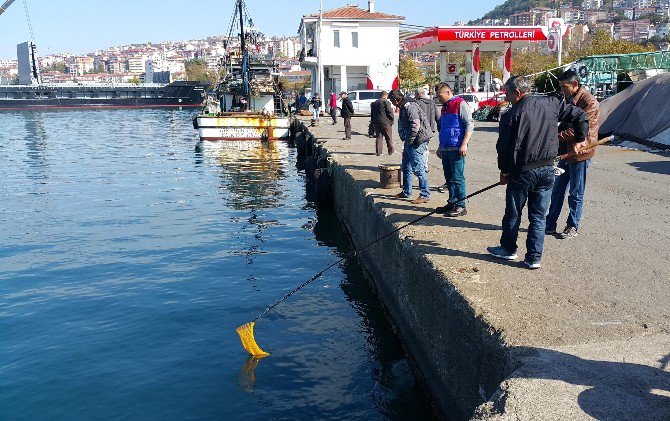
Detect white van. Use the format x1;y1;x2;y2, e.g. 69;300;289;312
336;90;383;115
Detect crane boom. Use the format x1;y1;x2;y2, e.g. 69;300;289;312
0;0;17;16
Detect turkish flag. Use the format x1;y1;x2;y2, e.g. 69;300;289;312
473;46;481;73
505;46;512;73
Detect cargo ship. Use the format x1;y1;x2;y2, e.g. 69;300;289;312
0;80;207;110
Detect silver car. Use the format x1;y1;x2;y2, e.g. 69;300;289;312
336;90;384;115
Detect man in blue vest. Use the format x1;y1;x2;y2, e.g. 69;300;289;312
435;82;474;217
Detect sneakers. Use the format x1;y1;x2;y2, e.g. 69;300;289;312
558;226;578;239
395;192;410;199
523;260;542;269
445;206;467;217
411;196;430;204
436;183;448;193
487;246;518;260
435;202;455;213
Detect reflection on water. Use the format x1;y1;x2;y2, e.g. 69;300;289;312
197;140;290;211
237;356;263;392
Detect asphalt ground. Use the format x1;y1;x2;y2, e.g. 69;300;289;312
302;113;670;419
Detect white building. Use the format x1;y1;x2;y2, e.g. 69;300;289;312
127;56;148;74
582;0;604;9
298;1;404;104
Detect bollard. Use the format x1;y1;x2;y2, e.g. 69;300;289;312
379;165;401;189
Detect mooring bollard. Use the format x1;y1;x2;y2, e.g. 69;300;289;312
379;165;401;189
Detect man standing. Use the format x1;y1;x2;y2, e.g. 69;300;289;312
372;91;395;155
435;82;474;217
488;76;588;269
388;89;432;204
546;70;600;239
329;91;338;125
310;93;322;122
415;87;440;173
340;91;354;140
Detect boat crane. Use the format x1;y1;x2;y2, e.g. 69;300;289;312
0;0;17;16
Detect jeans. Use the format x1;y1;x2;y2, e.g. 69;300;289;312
441;149;466;207
402;142;430;199
330;107;337;123
312;108;319;120
500;166;554;263
546;159;590;231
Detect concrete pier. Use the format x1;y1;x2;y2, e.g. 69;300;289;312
299;115;670;419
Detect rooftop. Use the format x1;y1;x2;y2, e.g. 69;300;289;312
303;5;404;21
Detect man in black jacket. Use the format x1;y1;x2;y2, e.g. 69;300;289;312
340;91;355;140
372;91;395;155
488;76;588;269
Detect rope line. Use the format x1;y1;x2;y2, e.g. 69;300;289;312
252;181;502;323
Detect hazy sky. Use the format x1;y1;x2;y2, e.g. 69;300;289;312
0;0;502;59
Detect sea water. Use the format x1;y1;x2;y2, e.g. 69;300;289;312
0;109;436;420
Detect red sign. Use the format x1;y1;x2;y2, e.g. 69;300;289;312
448;64;456;73
437;27;547;42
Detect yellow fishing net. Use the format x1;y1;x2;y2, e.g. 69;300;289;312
236;321;270;358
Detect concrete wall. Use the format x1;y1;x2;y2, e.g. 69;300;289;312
329;161;513;419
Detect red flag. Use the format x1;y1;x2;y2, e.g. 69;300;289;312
473;45;481;73
505;46;512;73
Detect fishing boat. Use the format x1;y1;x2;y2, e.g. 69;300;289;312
193;0;291;141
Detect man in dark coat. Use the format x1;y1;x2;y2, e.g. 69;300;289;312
488;75;588;269
372;91;395;155
340;91;355;140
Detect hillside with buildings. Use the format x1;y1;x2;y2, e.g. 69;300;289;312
474;0;670;45
0;32;303;86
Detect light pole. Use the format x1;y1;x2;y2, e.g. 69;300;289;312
317;0;324;114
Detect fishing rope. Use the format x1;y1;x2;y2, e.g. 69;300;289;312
251;181;502;323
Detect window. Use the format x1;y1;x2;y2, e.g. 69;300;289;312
334;30;340;47
352;31;359;48
358;91;379;100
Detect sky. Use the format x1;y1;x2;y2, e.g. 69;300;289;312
0;0;503;59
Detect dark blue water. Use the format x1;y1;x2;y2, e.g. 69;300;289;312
0;109;435;420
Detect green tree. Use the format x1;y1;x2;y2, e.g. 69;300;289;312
128;76;141;84
398;55;424;91
184;58;217;87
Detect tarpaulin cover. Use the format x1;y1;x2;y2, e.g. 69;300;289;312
599;73;670;141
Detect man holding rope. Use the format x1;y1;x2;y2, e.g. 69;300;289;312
489;76;589;269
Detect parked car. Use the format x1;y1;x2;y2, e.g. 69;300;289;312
456;94;480;113
336;90;383;115
478;93;506;109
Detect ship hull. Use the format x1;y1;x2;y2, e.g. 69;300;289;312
0;81;206;110
196;114;290;141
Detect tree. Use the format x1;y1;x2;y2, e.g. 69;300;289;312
128;76;141;84
184;58;217;87
398;55;424;91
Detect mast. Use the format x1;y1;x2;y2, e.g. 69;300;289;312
238;0;249;100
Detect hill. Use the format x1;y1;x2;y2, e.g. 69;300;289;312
480;0;583;21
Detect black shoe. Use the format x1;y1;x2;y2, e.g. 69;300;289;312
558;226;578;239
545;227;557;235
436;183;448;193
435;202;455;213
445;206;467;217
